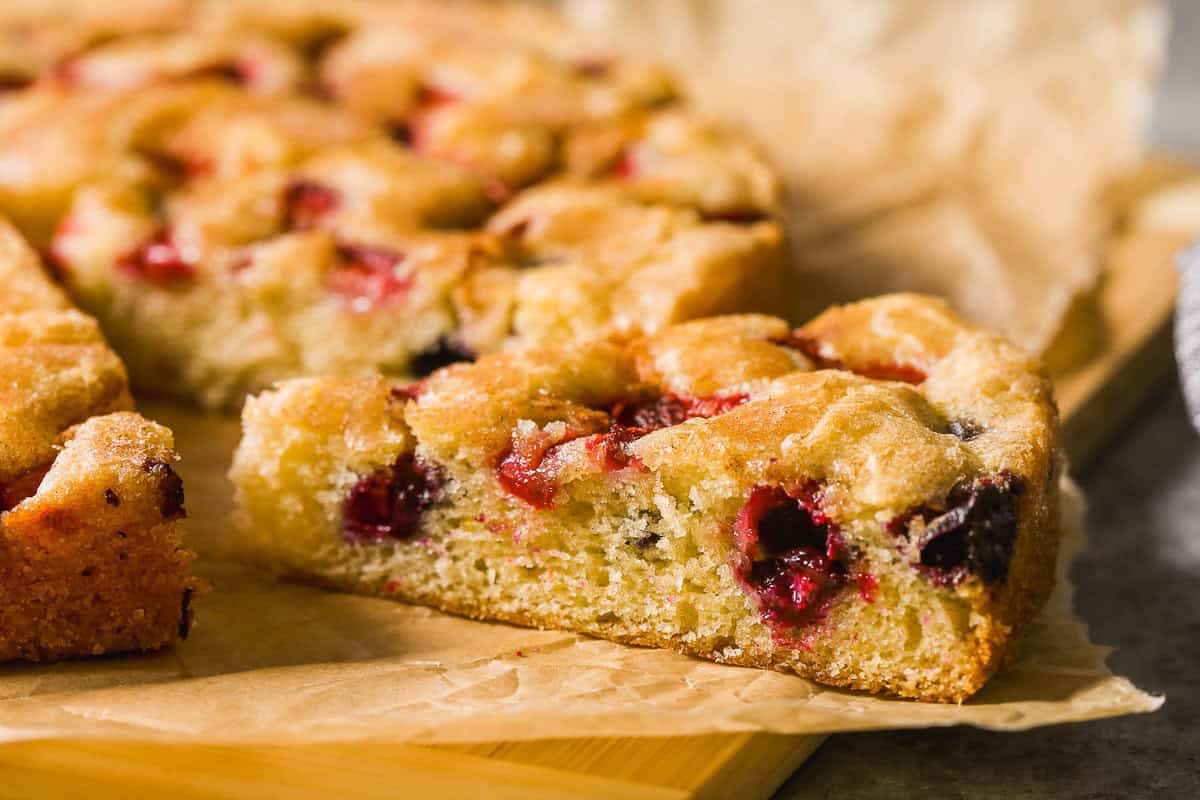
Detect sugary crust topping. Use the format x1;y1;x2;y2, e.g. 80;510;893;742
0;217;132;486
0;211;201;661
406;293;1057;528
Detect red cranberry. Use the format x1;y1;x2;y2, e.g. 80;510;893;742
774;333;926;384
584;393;749;474
609;148;640;180
610;393;748;430
282;180;340;230
343;453;444;544
116;230;197;287
497;393;748;506
496;427;587;510
584;424;646;472
327;243;411;311
856;572;879;603
733;484;851;634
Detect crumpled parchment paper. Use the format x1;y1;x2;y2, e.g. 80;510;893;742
0;404;1160;745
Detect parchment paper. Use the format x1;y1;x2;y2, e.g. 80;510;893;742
0;404;1160;744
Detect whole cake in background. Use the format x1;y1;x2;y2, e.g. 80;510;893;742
0;0;784;409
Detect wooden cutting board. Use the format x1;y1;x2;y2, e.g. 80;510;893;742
0;195;1188;800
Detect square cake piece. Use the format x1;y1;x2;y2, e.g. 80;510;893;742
0;217;201;661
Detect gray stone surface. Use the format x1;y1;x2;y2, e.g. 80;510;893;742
777;2;1199;797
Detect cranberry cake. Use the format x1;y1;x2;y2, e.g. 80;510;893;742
0;3;784;409
0;216;200;661
230;294;1061;701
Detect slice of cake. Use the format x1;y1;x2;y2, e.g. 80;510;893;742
0;217;200;661
229;293;1061;702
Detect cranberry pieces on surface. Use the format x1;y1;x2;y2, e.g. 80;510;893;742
116;230;197;287
732;484;852;634
585;393;749;475
497;393;748;508
282;180;340;230
496;427;588;510
773;333;926;385
327;243;411;312
585;424;645;472
610;393;749;431
343;453;445;544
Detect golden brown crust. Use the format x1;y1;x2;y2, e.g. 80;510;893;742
0;216;202;662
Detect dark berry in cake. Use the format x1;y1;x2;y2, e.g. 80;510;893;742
733;485;850;633
343;453;445;543
143;459;186;519
917;473;1024;585
610;393;748;431
410;338;476;378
